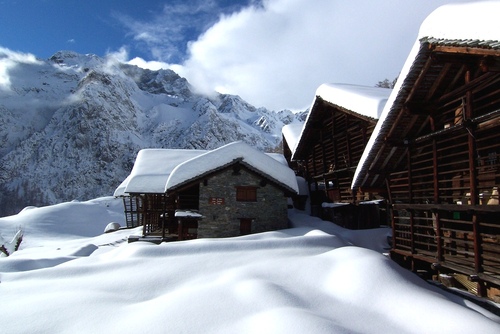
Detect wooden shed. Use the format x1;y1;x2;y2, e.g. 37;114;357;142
351;2;500;297
283;83;391;228
113;149;206;239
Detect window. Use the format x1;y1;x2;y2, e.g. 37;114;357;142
236;186;257;202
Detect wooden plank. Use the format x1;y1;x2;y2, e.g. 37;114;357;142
393;203;500;213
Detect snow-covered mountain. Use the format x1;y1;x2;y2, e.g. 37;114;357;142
0;51;306;217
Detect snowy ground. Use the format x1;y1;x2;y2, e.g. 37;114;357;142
0;197;499;333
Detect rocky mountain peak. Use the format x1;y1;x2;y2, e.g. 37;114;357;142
0;51;305;216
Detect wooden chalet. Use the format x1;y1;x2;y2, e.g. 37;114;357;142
351;2;500;298
283;83;391;228
114;142;298;241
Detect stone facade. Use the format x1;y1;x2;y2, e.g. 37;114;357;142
197;167;289;238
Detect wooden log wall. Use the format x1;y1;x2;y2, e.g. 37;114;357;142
304;106;376;203
140;194;169;236
389;67;500;292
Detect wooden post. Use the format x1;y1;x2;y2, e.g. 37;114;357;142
311;150;318;214
430;116;443;261
178;219;183;241
319;129;330;201
346;114;352;168
320;130;328;175
386;178;396;250
142;195;147;236
162;194;166;240
464;69;485;296
465;70;478;206
131;197;136;227
332;109;339;170
407;147;415;255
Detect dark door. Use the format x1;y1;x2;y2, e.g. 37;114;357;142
239;218;252;235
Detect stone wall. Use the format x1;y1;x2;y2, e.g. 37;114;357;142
197;167;289;238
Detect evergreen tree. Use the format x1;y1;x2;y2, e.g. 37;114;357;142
375;76;398;89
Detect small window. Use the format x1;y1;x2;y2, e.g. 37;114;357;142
236;186;257;202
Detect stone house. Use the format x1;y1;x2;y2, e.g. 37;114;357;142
114;141;298;240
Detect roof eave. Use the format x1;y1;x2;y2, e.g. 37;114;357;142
351;38;500;190
351;41;430;190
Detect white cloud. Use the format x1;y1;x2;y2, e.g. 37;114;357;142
176;0;482;110
105;46;129;63
120;0;478;111
0;47;41;90
128;57;170;71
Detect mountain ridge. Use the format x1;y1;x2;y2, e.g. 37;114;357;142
0;51;305;216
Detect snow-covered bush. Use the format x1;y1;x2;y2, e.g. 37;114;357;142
0;228;24;257
104;222;121;233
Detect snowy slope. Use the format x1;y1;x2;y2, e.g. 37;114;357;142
0;198;499;333
0;50;305;216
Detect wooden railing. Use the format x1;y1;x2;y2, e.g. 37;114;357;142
123;196;143;228
392;203;500;287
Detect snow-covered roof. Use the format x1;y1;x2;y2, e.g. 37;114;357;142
114;149;207;196
281;123;303;154
115;142;298;196
352;1;500;190
291;83;391;160
315;83;390;120
418;1;500;42
174;210;204;218
166;141;299;194
113;175;131;197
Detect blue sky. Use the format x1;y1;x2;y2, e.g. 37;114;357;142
0;0;250;63
0;0;484;110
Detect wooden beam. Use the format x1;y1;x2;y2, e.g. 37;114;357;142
405;56;434;105
402;103;438;115
426;62;452;102
384;137;407;147
438;71;497;104
434;45;500;57
385;105;408;142
392;203;500;213
444;65;466;95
